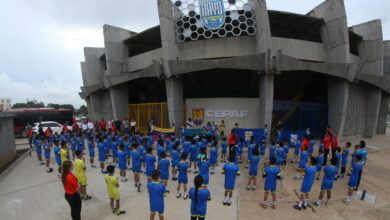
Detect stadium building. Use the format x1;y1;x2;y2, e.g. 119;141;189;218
79;0;390;138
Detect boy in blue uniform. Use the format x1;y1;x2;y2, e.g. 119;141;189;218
293;138;301;163
220;138;228;162
294;157;318;210
43;138;53;173
222;155;240;206
314;158;338;207
144;147;156;182
117;144;128;182
275;143;284;167
338;142;351;179
170;143;180;181
282;141;289;167
246;139;255;169
189;175;211;220
247;147;261;191
88;137;96;168
98;137;107;174
189;140;198;173
268;141;276;162
308;135;315;157
237;138;244;163
209;143;218;174
198;149;211;188
35;135;44;165
130;144;142;191
316;150;324;180
344;154;364;205
295;148;308;179
53;140;62;177
158;152;170;189
177;153;189;199
147;170;168;220
111;137;119;166
260;139;266;158
260;157;281;209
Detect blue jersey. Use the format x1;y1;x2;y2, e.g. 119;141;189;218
355;148;367;164
144;154;156;177
189;145;198;161
299;151;308;169
308;140;315;154
222;163;240;190
177;162;189;184
209;148;218;164
117;150;127;170
268;146;276;160
183;141;191;155
342;149;350;167
221;142;228;153
198;160;211;185
319;143;324;152
43;143;50;159
294;141;301;155
237;142;243;154
301;166;317;193
159;159;170;180
88;142;95;157
189;188;211;216
282;145;289;159
247;144;255;160
275;148;284;165
348;161;363;188
138;146;145;162
147;181;167;214
130;150;141;172
53;145;61;165
98;142;105;162
249;155;260;176
316;155;324;171
157;147;166;161
263;165;281;192
335;152;342;168
260;143;266;156
111;141;119;158
321;165;338;190
171;150;180;168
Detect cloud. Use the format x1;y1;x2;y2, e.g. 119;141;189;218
0;72;85;108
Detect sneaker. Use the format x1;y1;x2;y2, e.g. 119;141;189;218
101;170;108;174
313;201;320;207
112;208;117;214
177;193;181;199
343;199;351;205
91;165;97;168
302;204;307;210
171;177;175;181
252;186;256;191
246;186;251;190
184;194;188;200
325;201;331;207
293;205;302;210
116;210;126;215
294;176;300;180
316;177;320;181
227;201;232;206
245;165;249;169
194;170;198;174
84;195;92;200
223;201;227;206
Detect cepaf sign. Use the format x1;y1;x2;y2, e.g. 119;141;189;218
205;109;248;118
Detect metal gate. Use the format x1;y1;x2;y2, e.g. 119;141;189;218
128;103;169;134
273;101;328;138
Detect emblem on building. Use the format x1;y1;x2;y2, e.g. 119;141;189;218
192;108;205;126
199;0;225;30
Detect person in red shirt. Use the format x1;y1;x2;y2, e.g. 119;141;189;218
323;131;332;166
301;136;310;151
62;160;82;220
26;128;33;148
331;133;339;160
228;129;238;159
72;122;79;132
100;118;106;131
45;126;52;138
63;123;68;133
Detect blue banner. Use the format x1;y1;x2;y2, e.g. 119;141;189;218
234;128;265;145
279;130;306;147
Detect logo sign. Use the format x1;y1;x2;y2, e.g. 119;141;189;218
199;0;225;30
205;109;248;118
192;108;205;126
245;131;253;142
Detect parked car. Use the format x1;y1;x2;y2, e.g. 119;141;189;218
32;121;72;135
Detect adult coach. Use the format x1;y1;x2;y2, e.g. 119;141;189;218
62;161;82;220
228;129;237;159
323;130;331;166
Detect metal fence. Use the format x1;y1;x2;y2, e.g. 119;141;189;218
273;101;328;139
128;103;169;134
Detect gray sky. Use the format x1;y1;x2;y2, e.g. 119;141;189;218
0;0;388;108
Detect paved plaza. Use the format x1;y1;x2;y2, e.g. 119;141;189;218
1;133;389;220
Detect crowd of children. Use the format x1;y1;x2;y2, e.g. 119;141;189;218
30;121;368;219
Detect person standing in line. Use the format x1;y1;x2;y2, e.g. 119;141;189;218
189;175;211;220
323;131;331;166
62;161;82;220
130;119;136;135
219;120;226;138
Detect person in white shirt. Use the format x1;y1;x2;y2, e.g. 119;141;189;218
186;118;193;129
130;119;136;134
87;120;94;131
81;121;88;131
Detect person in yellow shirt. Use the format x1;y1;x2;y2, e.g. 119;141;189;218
106;165;126;216
59;141;70;178
74;150;92;200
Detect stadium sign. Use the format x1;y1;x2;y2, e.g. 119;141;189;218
199;0;225;30
205;109;248;118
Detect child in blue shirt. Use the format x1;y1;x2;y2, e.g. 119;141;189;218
260;139;266;158
314;158;338;207
268;141;276;162
53;140;62;177
158;152;170;189
209;143;218;174
247;147;261;191
43;138;53;173
189;139;198;173
117;144;128;182
294;157;318;210
98;137;107;174
144;147;156;182
275;143;284;167
130;144;142;191
316;150;324;180
339;142;351;179
189;175;211;220
293;138;301;163
177;153;189;199
344;154;364;205
237;138;244;163
147;170;168;220
295;148;308;179
88;137;96;168
260;157;281;209
334;147;342;177
222;155;240;206
308;135;315;157
246;138;255;169
220;138;228;162
282;141;289;166
198;149;211;188
111;137;119;166
170;143;180;181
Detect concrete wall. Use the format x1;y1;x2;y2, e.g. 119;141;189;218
127;49;162;72
185;98;260;132
0;113;15;169
343;83;367;136
327;77;349;137
377;92;390;134
271;37;326;62
84;47;105;86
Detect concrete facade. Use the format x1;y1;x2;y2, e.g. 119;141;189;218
79;0;389;137
0;112;15;169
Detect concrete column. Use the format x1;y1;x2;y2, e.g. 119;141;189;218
327;78;349;137
308;0;351;137
253;0;271;54
109;84;129;121
166;77;183;130
259;73;274;131
377;92;390;134
364;87;382;137
85;97;93;120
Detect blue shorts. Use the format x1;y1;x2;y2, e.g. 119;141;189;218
160;172;169;180
264;184;276;192
301;183;314;193
44;152;50;159
294;148;300;155
146;168;154;177
249;169;258;177
171;161;178;168
150;205;164;215
225;183;236;191
298;162;306;169
55;158;61;166
316;166;322;172
132;165;141;173
89;150;95;157
321;181;334;191
36;149;42;155
348;180;358;189
98;154;105;162
178;175;188;184
119;163;127;171
201;173;209;185
190;154;197;162
222;148;227;154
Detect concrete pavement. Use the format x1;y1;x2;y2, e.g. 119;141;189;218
1;134;390;220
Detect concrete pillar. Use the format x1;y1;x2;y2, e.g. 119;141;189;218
109;84;129;121
377;92;390;134
259;73;274;132
84;47;105;86
308;0;351;137
166;77;183;130
90;93;103;121
253;0;271;54
327;78;349;137
85;97;93;120
364;87;382;137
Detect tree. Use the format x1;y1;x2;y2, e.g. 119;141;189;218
12;101;44;108
77;105;88;116
59;104;75;111
47;103;60;109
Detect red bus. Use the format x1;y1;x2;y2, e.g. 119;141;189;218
5;108;74;137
